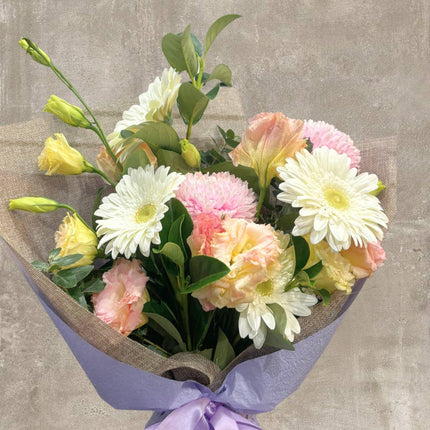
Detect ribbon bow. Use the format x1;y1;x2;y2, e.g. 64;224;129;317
147;398;262;430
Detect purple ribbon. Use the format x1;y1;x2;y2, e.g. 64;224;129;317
3;238;365;428
146;398;262;429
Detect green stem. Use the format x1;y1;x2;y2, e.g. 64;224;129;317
256;185;267;218
195;56;206;90
186;120;193;140
49;64;122;170
57;204;94;232
85;163;116;188
143;338;171;356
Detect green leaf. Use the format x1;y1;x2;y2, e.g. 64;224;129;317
197;348;213;360
156;149;194;173
122;148;150;172
132;122;181;154
206;83;220;100
318;288;331;306
207;64;232;86
292;235;310;275
81;278;105;293
145;312;186;351
305;261;323;279
177;82;209;126
32;260;50;272
52;265;93;289
120;129;134;139
190;33;203;57
159;198;193;246
181;25;199;77
52;253;84;268
277;212;299;233
48;248;61;263
213;328;235;369
205;14;241;54
264;329;295;351
144;301;176;323
184;255;230;293
68;287;89;310
203;162;259;194
154;242;184;268
168;214;186;254
162;33;187;72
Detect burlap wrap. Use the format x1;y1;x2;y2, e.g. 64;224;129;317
0;88;397;390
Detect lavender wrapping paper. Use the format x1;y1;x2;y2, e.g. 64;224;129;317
5;238;365;427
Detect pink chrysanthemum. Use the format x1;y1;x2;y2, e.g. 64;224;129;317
175;172;257;221
302;120;361;169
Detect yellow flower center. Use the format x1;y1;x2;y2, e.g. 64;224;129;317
135;204;156;223
324;187;349;210
256;279;274;297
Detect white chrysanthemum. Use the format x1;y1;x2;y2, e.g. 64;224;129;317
277;147;388;252
114;68;181;132
95;165;184;259
236;235;318;349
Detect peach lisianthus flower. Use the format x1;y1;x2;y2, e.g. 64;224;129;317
229;112;306;189
187;213;224;256
341;241;386;279
92;258;149;336
191;217;282;310
55;213;98;268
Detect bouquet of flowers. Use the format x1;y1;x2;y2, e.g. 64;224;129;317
2;14;395;428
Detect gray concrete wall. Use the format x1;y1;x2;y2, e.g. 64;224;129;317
1;0;429;428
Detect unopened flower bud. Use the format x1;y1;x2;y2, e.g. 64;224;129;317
369;180;386;196
180;138;201;169
44;95;91;129
9;197;60;213
18;38;52;66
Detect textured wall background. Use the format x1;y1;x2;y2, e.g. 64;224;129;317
1;0;429;428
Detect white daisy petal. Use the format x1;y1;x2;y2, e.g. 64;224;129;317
277;147;388;251
95;165;184;258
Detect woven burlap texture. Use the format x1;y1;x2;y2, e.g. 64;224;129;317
0;88;397;390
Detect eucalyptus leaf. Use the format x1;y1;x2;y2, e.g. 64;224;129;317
213;328;236;369
145;312;186;351
177;82;209;126
205;14;241;54
207;64;232;86
184;255;230;293
48;248;61;262
68;287;89;310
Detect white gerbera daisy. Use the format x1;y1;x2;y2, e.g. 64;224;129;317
95;165;184;259
236;235;318;349
114;68;181;132
277;147;388;252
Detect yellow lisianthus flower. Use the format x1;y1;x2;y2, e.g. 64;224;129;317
55;213;98;268
38;133;93;176
304;236;355;294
